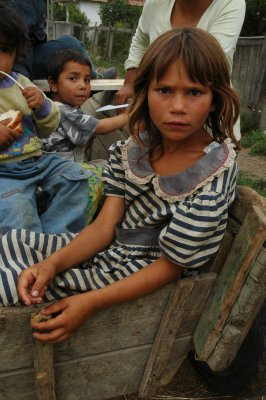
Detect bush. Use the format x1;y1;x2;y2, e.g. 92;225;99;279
240;112;260;134
240;130;266;148
250;140;266;157
237;172;266;197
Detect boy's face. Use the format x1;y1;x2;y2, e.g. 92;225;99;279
49;61;91;107
0;41;16;78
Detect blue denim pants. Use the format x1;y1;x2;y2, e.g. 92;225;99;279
0;154;90;234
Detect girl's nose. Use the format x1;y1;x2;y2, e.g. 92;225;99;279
170;94;186;112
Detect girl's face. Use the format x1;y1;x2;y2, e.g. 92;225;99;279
147;60;215;147
0;41;16;78
50;61;91;107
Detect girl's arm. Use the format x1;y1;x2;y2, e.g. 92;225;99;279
17;196;125;305
95;112;128;135
31;255;182;343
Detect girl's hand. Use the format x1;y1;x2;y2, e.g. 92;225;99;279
0;119;19;147
17;260;57;305
21;86;44;110
31;293;95;343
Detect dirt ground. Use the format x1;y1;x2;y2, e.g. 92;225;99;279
237;148;266;180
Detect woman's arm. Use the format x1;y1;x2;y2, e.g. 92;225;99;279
31;255;182;343
203;0;246;70
17;196;125;305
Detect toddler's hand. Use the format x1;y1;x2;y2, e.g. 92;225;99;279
0;119;19;147
21;86;44;110
17;259;57;305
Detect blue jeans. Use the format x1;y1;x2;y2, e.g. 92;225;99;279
0;154;90;234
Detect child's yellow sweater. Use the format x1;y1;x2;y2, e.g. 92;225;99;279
0;72;59;162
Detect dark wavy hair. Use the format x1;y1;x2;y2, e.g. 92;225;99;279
128;27;240;150
47;49;92;83
0;2;30;64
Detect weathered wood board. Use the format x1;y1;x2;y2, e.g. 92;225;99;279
0;283;173;399
193;187;266;363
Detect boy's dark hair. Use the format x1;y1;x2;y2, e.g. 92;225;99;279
0;2;29;63
47;49;92;82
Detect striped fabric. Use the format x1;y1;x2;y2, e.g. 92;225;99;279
0;137;237;306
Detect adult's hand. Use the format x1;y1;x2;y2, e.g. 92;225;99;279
115;68;137;110
115;84;134;106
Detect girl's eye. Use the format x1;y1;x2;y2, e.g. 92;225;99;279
0;45;12;53
189;88;201;96
157;87;171;94
85;78;91;84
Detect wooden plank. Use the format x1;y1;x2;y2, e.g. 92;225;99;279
158;336;192;386
0;344;150;400
229;186;266;223
31;313;56;400
193;205;266;360
33;79;124;92
0;284;172;372
138;273;217;399
0;306;40;371
209;230;234;274
206;246;266;371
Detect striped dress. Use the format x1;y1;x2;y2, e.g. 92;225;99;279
0;136;238;306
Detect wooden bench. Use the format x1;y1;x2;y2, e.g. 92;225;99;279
33;79;124;92
0;186;265;399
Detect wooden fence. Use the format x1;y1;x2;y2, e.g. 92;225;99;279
232;36;266;130
47;21;266;130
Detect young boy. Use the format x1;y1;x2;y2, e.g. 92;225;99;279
0;4;91;234
42;49;128;161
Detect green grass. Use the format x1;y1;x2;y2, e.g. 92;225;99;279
238;129;266;196
240;129;266;150
237;171;266;197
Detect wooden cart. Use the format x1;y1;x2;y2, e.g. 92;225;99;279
0;185;265;400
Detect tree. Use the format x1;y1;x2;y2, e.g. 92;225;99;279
241;0;265;36
99;0;142;27
53;2;89;24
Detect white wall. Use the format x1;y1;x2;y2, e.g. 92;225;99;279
78;1;102;27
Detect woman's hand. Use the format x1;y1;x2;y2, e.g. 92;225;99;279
17;259;58;305
115;68;137;110
115;84;134;107
22;86;44;110
31;293;96;343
